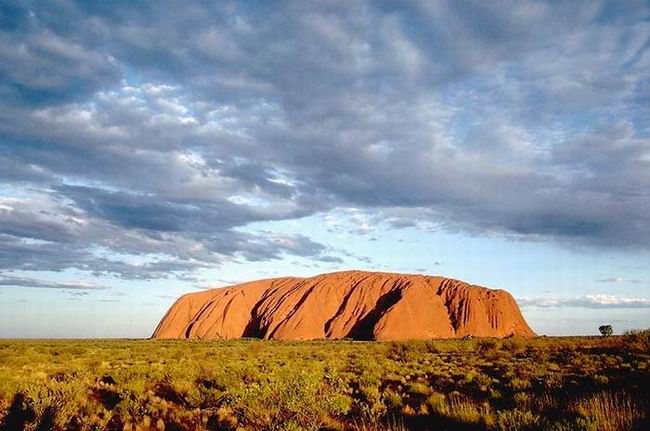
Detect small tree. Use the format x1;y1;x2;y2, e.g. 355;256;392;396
599;325;613;337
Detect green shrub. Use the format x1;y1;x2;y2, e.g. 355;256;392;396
387;343;421;363
477;338;500;354
405;382;431;396
573;391;644;431
599;325;613;337
510;378;532;391
496;409;541;431
502;337;527;354
234;368;352;430
382;389;403;410
0;338;647;431
514;392;530;407
426;392;491;426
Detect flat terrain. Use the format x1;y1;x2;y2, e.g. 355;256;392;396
0;334;648;430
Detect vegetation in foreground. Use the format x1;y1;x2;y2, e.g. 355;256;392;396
0;332;648;431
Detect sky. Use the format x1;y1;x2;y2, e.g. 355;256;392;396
0;0;649;338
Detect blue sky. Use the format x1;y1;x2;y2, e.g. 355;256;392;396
0;1;649;337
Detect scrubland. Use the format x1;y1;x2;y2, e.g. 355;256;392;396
0;332;648;431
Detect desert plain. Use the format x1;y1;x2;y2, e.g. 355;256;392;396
0;271;648;431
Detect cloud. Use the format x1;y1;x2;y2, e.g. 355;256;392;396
518;294;650;309
597;277;627;284
0;193;336;279
0;275;107;290
597;277;643;284
0;1;648;282
317;255;345;264
0;29;120;105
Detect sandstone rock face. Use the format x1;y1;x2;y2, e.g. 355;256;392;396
153;271;535;340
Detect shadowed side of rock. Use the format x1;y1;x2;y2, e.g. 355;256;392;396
152;271;535;340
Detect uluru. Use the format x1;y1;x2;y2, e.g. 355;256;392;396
153;271;535;340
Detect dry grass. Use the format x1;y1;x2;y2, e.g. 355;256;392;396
573;391;644;431
0;334;647;430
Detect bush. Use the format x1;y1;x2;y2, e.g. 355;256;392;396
572;391;645;431
509;378;532;391
502;337;526;354
382;389;403;410
620;329;650;352
405;382;431;396
496;409;541;431
387;343;421;363
477;338;500;354
513;392;530;408
426;392;492;426
598;325;613;337
0;338;648;431
234;369;352;430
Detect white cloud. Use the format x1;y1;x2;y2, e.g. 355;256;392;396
518;294;650;309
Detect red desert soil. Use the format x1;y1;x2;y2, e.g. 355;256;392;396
153;270;535;341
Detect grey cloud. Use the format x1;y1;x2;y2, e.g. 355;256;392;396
0;275;107;290
317;255;345;264
0;6;121;105
0;232;200;280
0;192;337;280
57;184;313;233
597;277;644;284
0;0;648;284
597;278;626;284
0;234;89;272
202;230;332;263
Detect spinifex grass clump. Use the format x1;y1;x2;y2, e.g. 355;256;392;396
573;391;643;431
0;335;648;430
